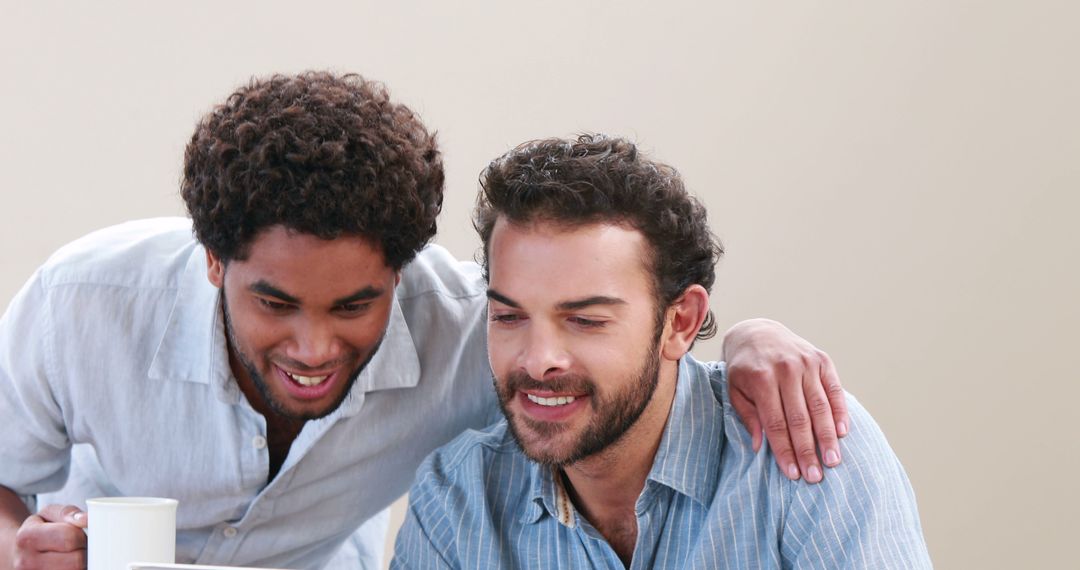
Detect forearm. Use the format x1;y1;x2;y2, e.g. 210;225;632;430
0;485;32;569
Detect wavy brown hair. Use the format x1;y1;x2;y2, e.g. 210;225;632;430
474;134;723;341
181;71;443;269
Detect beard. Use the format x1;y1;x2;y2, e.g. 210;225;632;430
221;293;380;421
495;343;662;468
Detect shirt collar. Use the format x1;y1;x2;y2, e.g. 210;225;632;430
519;356;726;527
645;356;726;507
147;245;225;390
520;462;577;527
147;244;421;413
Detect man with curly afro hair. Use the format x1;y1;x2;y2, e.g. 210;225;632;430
0;72;850;570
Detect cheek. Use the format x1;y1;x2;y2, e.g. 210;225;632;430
577;337;648;379
341;306;396;348
486;335;520;404
486;327;515;373
236;314;288;354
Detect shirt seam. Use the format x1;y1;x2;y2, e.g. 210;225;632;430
38;276;64;420
37;278;181;294
396;286;486;304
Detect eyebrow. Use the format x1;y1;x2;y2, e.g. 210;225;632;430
250;281;385;306
556;296;627;311
486;289;520;308
250;281;300;304
487;289;626;311
332;286;385;306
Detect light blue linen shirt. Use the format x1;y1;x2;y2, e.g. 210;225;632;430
393;356;932;569
0;218;499;570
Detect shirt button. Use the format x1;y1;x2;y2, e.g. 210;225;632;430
252;435;267;450
223;526;238;538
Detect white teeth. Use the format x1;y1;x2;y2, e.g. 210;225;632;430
526;394;576;407
288;372;329;386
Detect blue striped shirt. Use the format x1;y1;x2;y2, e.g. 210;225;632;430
392;356;931;569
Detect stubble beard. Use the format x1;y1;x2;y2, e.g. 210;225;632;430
221;293;380;421
495;344;662;468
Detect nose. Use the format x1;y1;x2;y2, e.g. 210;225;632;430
287;318;343;369
517;321;571;381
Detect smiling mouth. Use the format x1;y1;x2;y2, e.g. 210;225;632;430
526;394;577;407
284;371;330;386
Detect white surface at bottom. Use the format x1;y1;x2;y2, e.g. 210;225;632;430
128;564;287;570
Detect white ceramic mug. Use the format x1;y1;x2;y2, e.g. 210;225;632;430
86;497;178;570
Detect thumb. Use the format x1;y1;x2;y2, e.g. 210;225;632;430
38;503;88;527
68;509;88;528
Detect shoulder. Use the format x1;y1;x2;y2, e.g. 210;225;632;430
812;393;907;482
393;245;489;368
406;419;539;528
799;393;917;500
776;394;929;561
394;421;521;568
411;420;521;494
705;356;919;515
689;354;929;564
396;244;485;303
38;218;198;290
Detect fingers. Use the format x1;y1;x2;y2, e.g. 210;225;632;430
728;386;763;451
820;354;849;438
727;361;802;479
779;364;823;483
36;504;86;528
14;548;87;570
16;514;87;553
802;363;842;471
746;369;803;481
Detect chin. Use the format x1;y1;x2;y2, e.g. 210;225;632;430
516;430;577;466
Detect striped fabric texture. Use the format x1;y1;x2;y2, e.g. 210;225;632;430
393;356;932;569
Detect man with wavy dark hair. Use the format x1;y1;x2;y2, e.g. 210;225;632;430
393;135;930;569
0;74;848;570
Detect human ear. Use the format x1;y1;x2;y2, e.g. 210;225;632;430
206;250;225;288
660;285;710;361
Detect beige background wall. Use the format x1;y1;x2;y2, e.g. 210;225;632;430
2;1;1077;567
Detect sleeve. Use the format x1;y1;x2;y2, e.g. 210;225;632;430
389;458;459;570
0;271;73;496
780;395;933;569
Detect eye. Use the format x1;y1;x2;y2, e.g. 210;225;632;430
490;313;525;326
569;316;607;329
257;298;293;312
336;303;372;316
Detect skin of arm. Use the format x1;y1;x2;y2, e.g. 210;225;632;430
0;486;29;569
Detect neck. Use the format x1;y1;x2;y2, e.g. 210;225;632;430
227;337;306;482
560;359;679;564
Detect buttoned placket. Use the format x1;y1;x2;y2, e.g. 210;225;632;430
192;394;271;562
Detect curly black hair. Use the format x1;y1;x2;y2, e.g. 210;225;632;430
181;71;443;269
474;134;724;341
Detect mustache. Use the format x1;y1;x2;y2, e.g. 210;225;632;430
503;370;596;396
